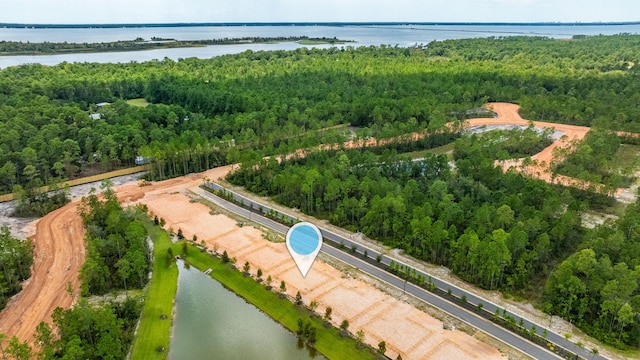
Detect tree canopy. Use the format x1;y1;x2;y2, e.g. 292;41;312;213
77;183;151;295
2;34;640;194
0;226;34;311
544;203;640;348
228;141;584;292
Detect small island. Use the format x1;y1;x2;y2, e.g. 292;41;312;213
0;36;353;56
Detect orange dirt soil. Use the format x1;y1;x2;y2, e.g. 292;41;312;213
2;102;629;357
479;103;624;196
0;202;85;346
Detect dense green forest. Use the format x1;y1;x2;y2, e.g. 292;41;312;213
0;188;149;359
544;203;640;348
77;183;151;295
228;136;586;292
554;129;632;188
2;34;640;196
32;297;142;360
0;226;34;311
2;34;640;349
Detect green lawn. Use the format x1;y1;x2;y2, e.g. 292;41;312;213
129;219;180;360
126;98;150;107
182;243;377;360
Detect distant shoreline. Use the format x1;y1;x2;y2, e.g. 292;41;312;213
2;21;640;29
0;36;352;56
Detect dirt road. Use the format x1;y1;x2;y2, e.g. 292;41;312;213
0;171;225;346
0;202;85;345
477;103;624;196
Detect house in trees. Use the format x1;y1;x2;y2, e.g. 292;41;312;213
135;156;151;165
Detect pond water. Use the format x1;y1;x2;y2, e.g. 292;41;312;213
169;261;322;360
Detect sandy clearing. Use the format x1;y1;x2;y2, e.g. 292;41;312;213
0;200;38;240
480;103;625;196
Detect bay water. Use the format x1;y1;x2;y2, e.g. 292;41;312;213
1;23;639;68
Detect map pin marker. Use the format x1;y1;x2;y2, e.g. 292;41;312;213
286;222;323;278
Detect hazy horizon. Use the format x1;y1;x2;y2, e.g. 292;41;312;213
1;0;638;25
2;21;640;27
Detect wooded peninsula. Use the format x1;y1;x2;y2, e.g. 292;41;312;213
0;36;351;55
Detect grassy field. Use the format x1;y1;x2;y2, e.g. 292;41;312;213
129;219;180;360
399;142;456;160
126;98;150;107
182;243;378;360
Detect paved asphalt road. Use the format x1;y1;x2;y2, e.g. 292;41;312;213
198;183;606;360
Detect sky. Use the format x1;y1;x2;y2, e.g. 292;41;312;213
0;0;638;24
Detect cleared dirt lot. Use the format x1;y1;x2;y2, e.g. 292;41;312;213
131;182;506;360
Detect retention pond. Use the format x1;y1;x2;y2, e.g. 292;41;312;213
169;261;323;359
